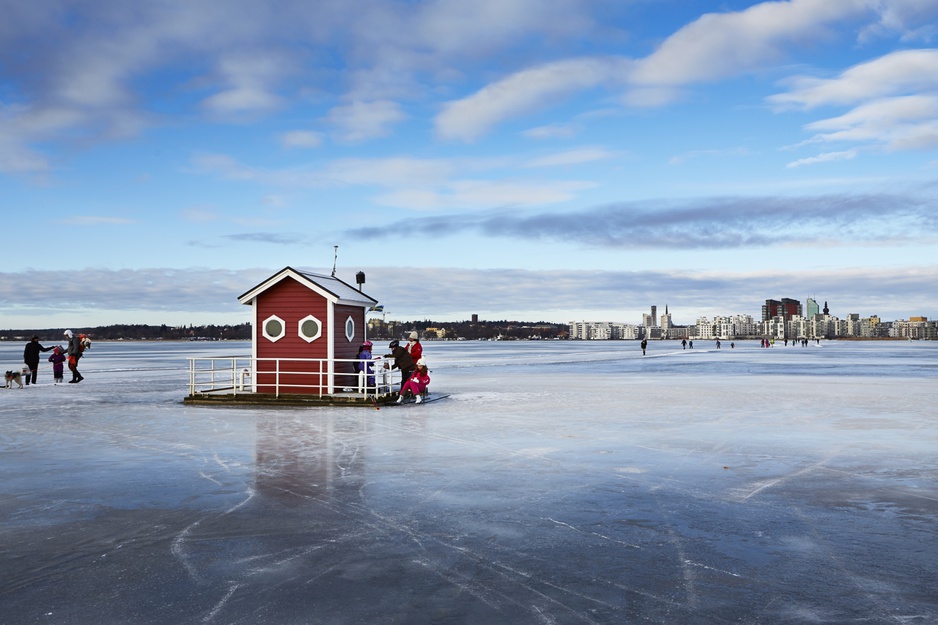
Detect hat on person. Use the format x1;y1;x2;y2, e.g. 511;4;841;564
64;329;73;338
362;340;373;348
409;331;418;340
389;340;399;349
416;357;427;368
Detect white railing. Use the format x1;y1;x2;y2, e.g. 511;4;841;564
187;357;397;398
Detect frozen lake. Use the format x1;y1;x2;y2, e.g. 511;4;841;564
1;339;936;624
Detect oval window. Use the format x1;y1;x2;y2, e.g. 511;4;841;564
345;316;355;342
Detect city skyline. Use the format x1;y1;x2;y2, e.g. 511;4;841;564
2;1;938;328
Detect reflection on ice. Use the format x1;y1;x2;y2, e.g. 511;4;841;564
0;340;936;624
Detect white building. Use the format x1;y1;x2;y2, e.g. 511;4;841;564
695;317;714;339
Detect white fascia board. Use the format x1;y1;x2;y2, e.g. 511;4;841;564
237;267;340;306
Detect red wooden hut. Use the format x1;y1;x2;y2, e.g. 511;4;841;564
237;267;378;395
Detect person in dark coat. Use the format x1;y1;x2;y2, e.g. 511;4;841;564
384;340;415;393
23;336;53;385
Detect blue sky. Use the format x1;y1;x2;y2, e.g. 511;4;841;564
2;0;937;329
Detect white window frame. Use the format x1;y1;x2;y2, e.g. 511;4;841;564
345;315;355;342
298;314;323;343
262;315;286;342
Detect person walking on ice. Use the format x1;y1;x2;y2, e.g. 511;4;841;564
65;330;89;383
23;336;53;385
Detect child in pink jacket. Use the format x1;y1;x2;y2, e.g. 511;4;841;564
397;363;430;403
48;346;67;384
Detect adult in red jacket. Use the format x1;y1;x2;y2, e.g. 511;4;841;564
406;331;423;364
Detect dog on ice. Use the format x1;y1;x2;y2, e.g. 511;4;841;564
4;370;24;389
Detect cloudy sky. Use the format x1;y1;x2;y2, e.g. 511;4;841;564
2;0;937;329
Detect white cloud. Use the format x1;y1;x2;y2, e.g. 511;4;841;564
322;157;455;187
0;138;51;174
786;150;858;168
858;0;938;43
4;264;935;324
191;150;600;211
192;152;454;188
630;0;871;87
772;49;938;157
799;95;938;151
410;0;593;57
180;207;221;223
433;0;881;140
522;124;578;140
524;147;621;168
280;130;324;148
200;52;291;116
769;48;938;110
325;100;407;143
435;57;629;142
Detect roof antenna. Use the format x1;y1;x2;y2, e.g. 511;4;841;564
331;245;338;277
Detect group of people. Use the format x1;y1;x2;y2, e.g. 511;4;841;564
13;330;89;387
354;331;430;403
782;338;819;346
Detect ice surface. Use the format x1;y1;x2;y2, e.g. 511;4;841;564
1;339;936;624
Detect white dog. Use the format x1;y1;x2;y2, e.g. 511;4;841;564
4;370;23;389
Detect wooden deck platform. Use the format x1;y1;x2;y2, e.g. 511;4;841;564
183;391;396;408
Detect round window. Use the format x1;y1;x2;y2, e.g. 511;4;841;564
301;319;320;337
262;315;286;342
298;314;323;342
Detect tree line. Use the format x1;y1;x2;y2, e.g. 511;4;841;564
2;320;571;342
0;323;252;342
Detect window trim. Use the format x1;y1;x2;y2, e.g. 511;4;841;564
262;315;286;342
345;316;355;342
298;314;323;343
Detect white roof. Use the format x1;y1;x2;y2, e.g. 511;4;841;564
237;266;378;308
